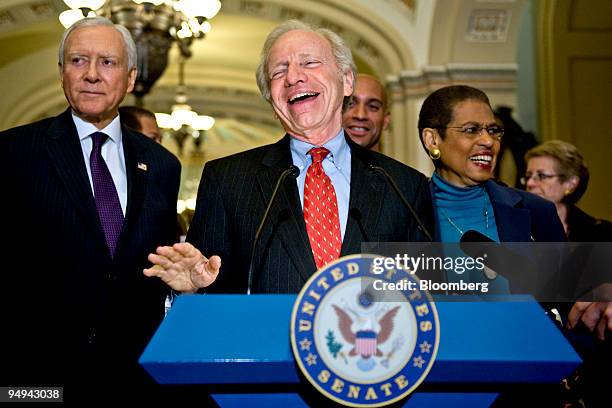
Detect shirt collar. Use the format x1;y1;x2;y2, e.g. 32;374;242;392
72;112;122;144
290;129;348;167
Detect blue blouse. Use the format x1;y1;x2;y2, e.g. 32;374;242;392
431;172;499;243
431;172;508;294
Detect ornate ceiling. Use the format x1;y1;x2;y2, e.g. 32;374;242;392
0;0;529;202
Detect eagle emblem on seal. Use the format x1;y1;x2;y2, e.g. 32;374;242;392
330;303;403;372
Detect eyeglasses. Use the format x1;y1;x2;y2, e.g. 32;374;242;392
439;125;504;140
519;172;563;185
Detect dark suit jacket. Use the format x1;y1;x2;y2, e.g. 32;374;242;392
484;179;566;242
187;134;433;294
567;205;612;242
486;181;568;297
0;109;181;390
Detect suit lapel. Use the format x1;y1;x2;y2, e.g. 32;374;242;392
44;109;107;248
256;135;316;282
115;127;149;256
341;139;387;255
486;180;532;242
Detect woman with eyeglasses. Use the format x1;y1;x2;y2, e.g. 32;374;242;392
523;140;612;241
419;85;565;246
524;141;612;405
418;86;610;405
418;85;569;298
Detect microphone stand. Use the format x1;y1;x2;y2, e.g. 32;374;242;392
368;164;433;241
247;165;299;295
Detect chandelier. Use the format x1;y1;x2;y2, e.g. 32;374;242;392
59;0;221;102
154;56;215;155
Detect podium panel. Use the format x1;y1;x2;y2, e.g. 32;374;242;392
140;294;580;406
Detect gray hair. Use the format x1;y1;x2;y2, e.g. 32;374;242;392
58;16;137;72
255;19;357;103
525;140;589;204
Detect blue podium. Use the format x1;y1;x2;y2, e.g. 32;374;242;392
140;295;581;407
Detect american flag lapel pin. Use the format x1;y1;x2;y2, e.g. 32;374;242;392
137;162;148;171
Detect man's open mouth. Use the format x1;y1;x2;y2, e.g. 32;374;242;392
288;92;319;104
347;125;370;133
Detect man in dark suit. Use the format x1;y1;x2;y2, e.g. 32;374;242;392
0;17;217;400
146;20;432;294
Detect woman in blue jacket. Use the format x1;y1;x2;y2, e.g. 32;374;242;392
417;85;610;406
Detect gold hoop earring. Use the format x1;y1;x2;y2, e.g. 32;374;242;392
428;148;441;160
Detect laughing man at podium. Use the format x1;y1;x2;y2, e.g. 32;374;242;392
145;20;433;293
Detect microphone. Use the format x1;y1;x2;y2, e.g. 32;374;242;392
349;207;370;243
368;164;433;241
460;229;495;244
459;230;545;295
459;230;501;280
460;229;510;282
247;165;300;295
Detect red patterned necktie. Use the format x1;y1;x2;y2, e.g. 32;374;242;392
304;147;342;269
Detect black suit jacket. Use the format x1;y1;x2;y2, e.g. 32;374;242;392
187;134;433;294
567;204;612;243
0;109;181;389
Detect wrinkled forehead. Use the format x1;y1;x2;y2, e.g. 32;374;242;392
64;25;125;55
528;155;562;172
268;30;333;65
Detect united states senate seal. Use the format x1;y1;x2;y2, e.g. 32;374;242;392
290;254;440;407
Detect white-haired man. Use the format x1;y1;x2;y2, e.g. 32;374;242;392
0;17;205;400
146;20;432;294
